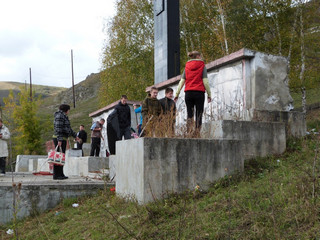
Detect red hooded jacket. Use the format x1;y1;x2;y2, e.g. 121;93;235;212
184;60;205;92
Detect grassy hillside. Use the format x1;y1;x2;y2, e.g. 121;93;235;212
38;96;99;141
1;109;319;239
0;81;65;106
0;75;101;156
38;73;101;142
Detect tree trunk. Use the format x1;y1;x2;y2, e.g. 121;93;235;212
299;7;306;114
216;0;229;55
287;8;299;78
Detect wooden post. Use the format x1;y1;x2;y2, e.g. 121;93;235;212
71;49;76;108
29;68;32;101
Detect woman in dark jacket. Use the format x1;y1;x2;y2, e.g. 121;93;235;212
174;51;212;134
52;104;77;180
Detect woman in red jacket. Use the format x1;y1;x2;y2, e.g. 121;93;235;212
174;51;211;134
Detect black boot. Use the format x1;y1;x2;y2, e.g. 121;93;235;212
53;165;68;180
60;166;68;179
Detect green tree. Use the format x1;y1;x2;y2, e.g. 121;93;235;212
3;88;44;155
100;0;319;106
100;0;154;106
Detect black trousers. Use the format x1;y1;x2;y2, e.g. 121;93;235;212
0;157;6;174
185;91;205;128
90;137;101;157
107;123;117;155
76;142;83;149
52;138;67;178
120;126;131;140
76;142;84;156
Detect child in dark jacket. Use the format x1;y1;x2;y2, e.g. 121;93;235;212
141;87;161;136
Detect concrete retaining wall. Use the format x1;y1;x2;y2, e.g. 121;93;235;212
116;138;244;204
64;157;109;177
0;182;107;225
203;120;286;159
252;110;306;138
15;155;47;172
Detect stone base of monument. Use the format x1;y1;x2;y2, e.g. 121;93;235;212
15;155;48;172
115;138;244;204
0;173;110;225
109;155;116;182
252;110;306;138
36;157;52;173
202;120;287;160
66;149;82;157
64;157;109;177
82;143;91;156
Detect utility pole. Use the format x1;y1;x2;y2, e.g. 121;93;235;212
71;49;76;108
29;68;32;101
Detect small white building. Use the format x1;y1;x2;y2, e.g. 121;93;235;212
89;100;142;157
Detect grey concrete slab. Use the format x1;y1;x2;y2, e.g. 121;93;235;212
0;172;112;225
0;172;106;186
252;110;306;138
115;138;244;204
63;156;109;177
15;155;47;172
203;120;286;159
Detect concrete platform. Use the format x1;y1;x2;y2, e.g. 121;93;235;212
0;172;113;225
0;172;107;185
203;120;287;159
116;138;244;204
64;156;109;177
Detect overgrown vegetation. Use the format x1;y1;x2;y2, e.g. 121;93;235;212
1;110;319;239
100;0;154;106
100;0;320;105
3;88;44;156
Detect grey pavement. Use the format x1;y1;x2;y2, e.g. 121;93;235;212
0;172;107;186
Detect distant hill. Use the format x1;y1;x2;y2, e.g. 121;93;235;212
1;73;101;142
0;81;66;106
38;73;101;141
40;73;101;112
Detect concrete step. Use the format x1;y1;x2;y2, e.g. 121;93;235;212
0;172;113;225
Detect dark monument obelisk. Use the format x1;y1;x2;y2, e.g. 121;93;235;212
154;0;180;84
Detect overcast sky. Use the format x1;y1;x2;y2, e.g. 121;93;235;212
0;0;116;88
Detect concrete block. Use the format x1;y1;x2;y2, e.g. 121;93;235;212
0;182;108;224
252;110;306;138
37;158;51;172
15;155;47;172
203;120;286;159
28;159;34;172
116;138;244;204
109;155;116;182
64;157;109;177
82;143;91;156
66;149;82;157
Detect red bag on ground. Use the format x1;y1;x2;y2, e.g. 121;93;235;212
47;146;65;166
